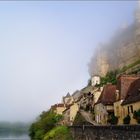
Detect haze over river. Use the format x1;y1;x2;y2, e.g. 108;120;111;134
0;135;30;140
0;131;30;140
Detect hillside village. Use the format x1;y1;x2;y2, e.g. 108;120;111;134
50;1;140;127
88;0;140;77
29;2;140;140
51;72;140;126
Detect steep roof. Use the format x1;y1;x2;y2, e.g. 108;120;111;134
57;103;65;107
63;93;71;104
51;103;65;109
72;90;81;101
96;84;116;105
122;78;140;105
81;86;93;94
66;92;70;97
117;75;140;100
51;104;57;110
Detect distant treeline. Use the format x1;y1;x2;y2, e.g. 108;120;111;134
0;122;30;136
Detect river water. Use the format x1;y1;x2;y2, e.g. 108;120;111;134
0;135;30;140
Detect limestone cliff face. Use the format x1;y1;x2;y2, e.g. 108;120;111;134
88;5;140;77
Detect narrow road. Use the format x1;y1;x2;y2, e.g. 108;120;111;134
80;110;97;125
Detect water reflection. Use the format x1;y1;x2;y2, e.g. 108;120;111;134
0;134;30;140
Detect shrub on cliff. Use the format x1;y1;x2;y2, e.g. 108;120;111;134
100;70;118;86
43;126;73;140
123;115;131;124
29;110;62;140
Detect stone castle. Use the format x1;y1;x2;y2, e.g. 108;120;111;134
89;1;140;76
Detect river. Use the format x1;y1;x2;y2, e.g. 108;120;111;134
0;135;30;140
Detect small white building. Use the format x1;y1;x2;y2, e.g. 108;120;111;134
91;75;100;86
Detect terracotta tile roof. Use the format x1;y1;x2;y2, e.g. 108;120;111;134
122;78;140;105
51;103;65;109
51;104;57;110
117;75;140;100
96;84;116;105
57;103;65;107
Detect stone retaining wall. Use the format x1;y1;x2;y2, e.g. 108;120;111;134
70;125;140;140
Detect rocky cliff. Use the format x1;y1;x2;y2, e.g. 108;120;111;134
88;3;140;77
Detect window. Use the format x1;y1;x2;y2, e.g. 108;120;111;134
130;105;133;113
127;106;130;114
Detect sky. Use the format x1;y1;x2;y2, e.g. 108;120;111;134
0;1;137;122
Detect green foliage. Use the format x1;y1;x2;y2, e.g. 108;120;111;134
100;70;118;86
123;115;131;124
43;126;73;140
107;114;118;125
99;59;140;87
29;110;63;140
133;109;140;124
120;59;140;73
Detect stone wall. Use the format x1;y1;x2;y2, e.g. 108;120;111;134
70;125;140;140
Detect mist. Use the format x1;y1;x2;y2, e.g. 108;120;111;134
88;2;140;76
0;1;136;122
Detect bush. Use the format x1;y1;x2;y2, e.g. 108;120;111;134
100;70;118;86
29;110;63;140
133;109;140;124
107;114;118;125
123;115;131;124
43;126;73;140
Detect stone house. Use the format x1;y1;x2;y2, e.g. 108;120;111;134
121;78;140;124
51;103;66;115
79;85;95;111
114;75;140;124
91;75;101;86
63;102;79;125
63;106;70;125
80;92;94;111
94;84;116;124
93;87;103;105
72;90;82;103
69;102;79;125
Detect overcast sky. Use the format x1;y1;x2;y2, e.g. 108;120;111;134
0;1;137;122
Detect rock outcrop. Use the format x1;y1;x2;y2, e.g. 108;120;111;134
89;3;140;77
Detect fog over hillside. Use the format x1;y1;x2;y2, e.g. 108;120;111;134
88;2;140;76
